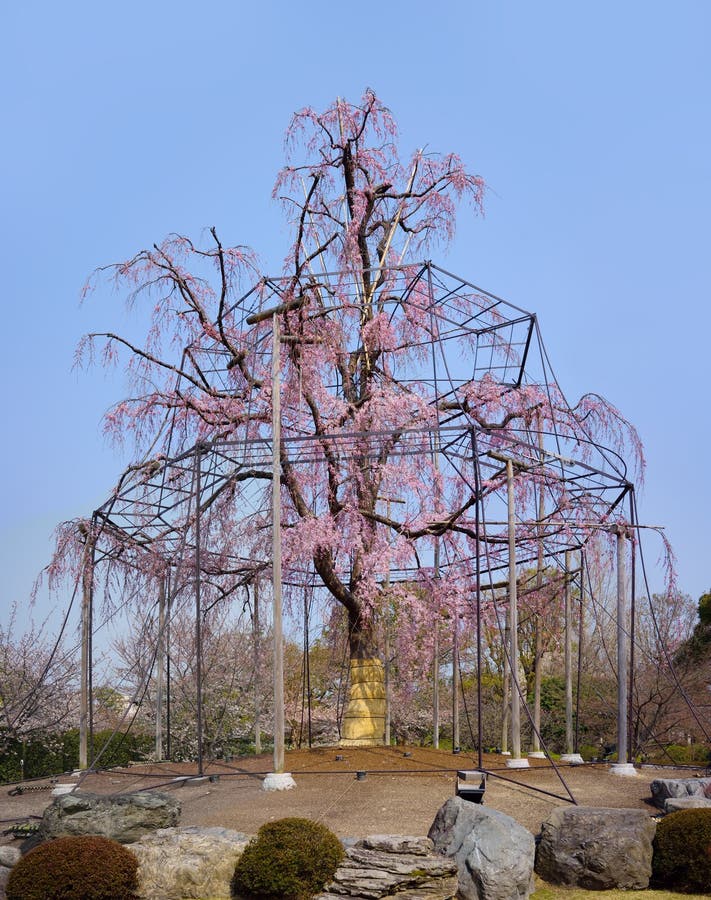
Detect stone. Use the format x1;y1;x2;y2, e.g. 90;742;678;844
650;777;711;809
132;825;250;900
41;789;180;843
317;834;458;900
0;846;21;867
535;806;656;890
358;836;436;855
664;796;711;813
428;797;535;900
0;864;10;898
341;658;386;746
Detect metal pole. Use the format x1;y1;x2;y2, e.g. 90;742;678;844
253;579;261;754
452;613;460;750
473;430;483;770
531;424;545;756
272;313;285;774
166;586;171;760
384;499;392;747
564;550;574;755
428;264;442;752
433;523;440;749
507;459;522;762
575;553;584;754
616;525;629;767
501;605;510;755
384;586;391;746
79;532;94;770
628;492;637;760
195;448;204;777
304;588;312;748
155;576;166;761
433;626;439;749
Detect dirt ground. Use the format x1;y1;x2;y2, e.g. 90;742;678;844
1;746;703;843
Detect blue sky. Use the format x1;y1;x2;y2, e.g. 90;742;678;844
1;1;709;629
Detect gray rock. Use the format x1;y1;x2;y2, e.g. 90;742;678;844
318;834;458;900
358;836;437;856
650;777;711;809
535;806;656;890
428;797;535;900
0;846;20;868
132;826;250;900
41;789;180;843
664;796;711;813
0;864;10;900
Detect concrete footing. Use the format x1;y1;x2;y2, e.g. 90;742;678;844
262;772;297;791
610;762;638;777
561;753;585;765
505;757;531;769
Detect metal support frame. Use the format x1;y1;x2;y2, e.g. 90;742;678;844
71;260;654;787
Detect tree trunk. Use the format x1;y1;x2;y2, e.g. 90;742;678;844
340;605;386;746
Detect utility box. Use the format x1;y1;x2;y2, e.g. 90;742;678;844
456;770;486;804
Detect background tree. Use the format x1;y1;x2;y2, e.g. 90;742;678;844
0;606;77;780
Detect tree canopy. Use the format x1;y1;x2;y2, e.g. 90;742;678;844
64;91;643;676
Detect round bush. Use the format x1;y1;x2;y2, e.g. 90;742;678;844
652;807;711;893
7;834;139;900
231;817;344;900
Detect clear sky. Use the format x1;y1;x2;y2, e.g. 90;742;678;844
1;0;709;630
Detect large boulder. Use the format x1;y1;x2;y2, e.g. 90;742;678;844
0;845;21;900
650;777;711;809
0;847;21;868
428;797;535;900
664;796;711;813
41;790;180;843
318;835;458;900
535;806;656;890
132;825;250;900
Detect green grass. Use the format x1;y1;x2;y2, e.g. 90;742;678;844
532;883;709;900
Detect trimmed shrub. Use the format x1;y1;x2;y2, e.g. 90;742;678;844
231;817;344;900
652;807;711;893
654;742;711;765
62;728;153;770
6;834;139;900
578;743;599;761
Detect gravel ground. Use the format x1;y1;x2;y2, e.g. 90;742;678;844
1;747;703;843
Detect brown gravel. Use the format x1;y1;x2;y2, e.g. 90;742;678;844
1;746;702;842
